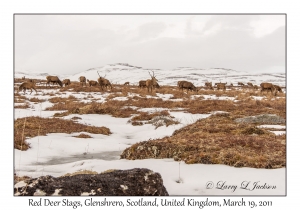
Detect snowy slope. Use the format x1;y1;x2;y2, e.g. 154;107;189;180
15;63;286;87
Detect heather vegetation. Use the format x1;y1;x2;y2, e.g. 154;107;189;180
14;78;286;169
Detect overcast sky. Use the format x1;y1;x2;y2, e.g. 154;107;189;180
15;14;285;75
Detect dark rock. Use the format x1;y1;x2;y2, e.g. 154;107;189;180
14;168;169;196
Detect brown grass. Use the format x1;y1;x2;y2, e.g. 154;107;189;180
14;117;112;151
47;100;139;118
14;103;30;109
61;169;98;177
131;110;170;121
73;133;92;138
121;113;286;169
129;110;179;128
28;97;46;103
44;85;286;120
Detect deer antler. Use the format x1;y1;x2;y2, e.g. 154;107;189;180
148;70;156;78
97;71;101;78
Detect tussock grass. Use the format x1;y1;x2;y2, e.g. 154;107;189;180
73;133;92;138
129;110;179;128
121;113;286;169
44;85;285;120
131;110;170;121
28;97;46;103
14;102;30;109
47;100;139;118
14;117;111;151
48;95;78;103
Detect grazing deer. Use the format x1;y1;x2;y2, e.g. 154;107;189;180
79;76;86;87
273;85;283;93
247;82;253;87
179;81;198;93
124;82;130;86
253;85;259;90
62;79;71;87
46;76;63;88
87;79;98;87
177;81;185;90
238;82;245;86
146;71;158;93
18;82;37;94
216;83;226;91
205;82;213;90
260;82;277;95
139;80;147;89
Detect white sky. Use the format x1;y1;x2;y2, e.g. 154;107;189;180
15;14;285;74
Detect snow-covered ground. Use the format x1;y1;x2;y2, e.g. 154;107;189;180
14;109;285;195
14;64;286;195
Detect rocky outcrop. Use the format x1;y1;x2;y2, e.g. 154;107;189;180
14;168;169;196
234;114;286;124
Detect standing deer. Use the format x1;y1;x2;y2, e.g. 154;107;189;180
146;71;158;93
18;82;37;94
79;76;86;87
97;72;112;91
124;82;130;86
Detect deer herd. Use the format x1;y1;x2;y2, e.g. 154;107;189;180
17;71;283;96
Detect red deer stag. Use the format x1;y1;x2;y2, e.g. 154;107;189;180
79;76;86;87
146;71;158;93
97;72;112;91
46;76;63;88
18;82;37;95
260;82;277;95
